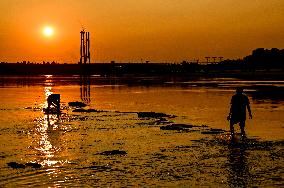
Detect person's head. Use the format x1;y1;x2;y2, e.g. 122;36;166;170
236;87;243;94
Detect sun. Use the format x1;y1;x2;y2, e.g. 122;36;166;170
43;26;54;37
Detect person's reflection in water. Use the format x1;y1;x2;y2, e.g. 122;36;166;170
227;142;251;188
227;87;252;138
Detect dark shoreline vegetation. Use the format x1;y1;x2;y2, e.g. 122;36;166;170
0;48;283;79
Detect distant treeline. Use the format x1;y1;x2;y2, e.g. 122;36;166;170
0;48;283;77
216;48;284;70
244;48;284;68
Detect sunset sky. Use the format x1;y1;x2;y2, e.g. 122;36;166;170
0;0;283;63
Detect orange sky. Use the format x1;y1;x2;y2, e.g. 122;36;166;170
0;0;283;63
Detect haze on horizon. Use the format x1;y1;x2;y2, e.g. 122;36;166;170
0;0;283;64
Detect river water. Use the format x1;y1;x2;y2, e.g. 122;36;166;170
0;76;283;187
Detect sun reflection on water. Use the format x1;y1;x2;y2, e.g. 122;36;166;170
32;75;70;167
35;115;61;166
33;112;73;186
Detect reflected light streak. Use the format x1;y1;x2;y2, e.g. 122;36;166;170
43;87;53;109
44;86;53;98
44;75;55;86
34;114;70;167
43;75;53;109
35;115;60;160
33;75;70;167
45;75;53;79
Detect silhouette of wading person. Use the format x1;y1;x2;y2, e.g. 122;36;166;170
227;88;252;137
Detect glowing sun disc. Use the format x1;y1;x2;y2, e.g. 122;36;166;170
43;26;54;37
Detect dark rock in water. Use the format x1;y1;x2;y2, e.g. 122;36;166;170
138;112;170;118
73;108;97;112
160;124;194;130
7;162;42;169
88;164;112;172
210;128;225;132
201;128;225;134
154;118;171;125
7;162;25;169
25;162;42;168
99;150;127;156
73;108;86;112
87;109;99;112
43;108;61;114
68;101;87;107
199;124;209;128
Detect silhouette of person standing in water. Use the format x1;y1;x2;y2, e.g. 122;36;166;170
227;88;252;137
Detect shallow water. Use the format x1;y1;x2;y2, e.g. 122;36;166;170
0;76;283;187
